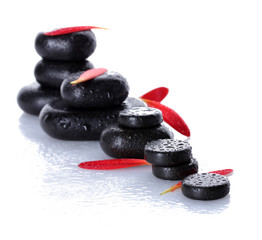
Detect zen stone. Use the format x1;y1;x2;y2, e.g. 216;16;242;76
17;82;61;115
144;139;192;167
35;31;96;61
60;71;129;108
118;107;163;128
100;124;174;159
182;173;230;200
39;97;146;141
34;59;94;88
152;158;198;180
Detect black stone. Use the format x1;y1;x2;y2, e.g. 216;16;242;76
118;107;163;128
34;59;94;88
61;71;129;108
35;31;96;61
145;139;192;167
100;124;174;159
39;97;146;140
17;82;61;115
152;158;198;180
182;173;230;200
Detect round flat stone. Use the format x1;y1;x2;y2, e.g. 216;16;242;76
182;173;230;200
60;71;129;108
151;158;198;180
118;107;163;128
100;124;173;159
39;97;146;140
34;59;94;88
35;31;96;61
144;139;192;167
17;82;61;115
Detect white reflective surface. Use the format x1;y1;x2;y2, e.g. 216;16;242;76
1;0;262;239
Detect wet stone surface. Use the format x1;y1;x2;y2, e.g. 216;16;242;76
39;97;146;141
144;139;192;166
17;82;61;116
182;173;230;200
35;31;96;61
34;59;94;89
60;71;129;108
118;107;163;128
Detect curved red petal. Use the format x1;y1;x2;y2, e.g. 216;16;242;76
78;159;150;170
142;98;190;137
140;87;169;102
45;26;108;36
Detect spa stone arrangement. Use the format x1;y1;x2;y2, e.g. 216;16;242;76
17;26;231;200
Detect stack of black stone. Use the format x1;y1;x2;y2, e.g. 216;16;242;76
17;27;148;140
144;139;198;180
17;29;96;116
100;107;174;158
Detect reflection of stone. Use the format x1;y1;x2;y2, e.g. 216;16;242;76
18;113;107;163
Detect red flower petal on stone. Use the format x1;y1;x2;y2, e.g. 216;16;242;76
45;26;108;36
70;68;108;85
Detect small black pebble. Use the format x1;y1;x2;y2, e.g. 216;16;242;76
182;173;230;200
145;139;192;167
152;158;198;180
118;107;163;128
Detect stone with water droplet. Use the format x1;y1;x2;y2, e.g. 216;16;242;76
99;123;173;158
182;173;230;200
39;97;146;140
61;71;129;108
35;31;96;61
34;59;94;89
17;82;61;115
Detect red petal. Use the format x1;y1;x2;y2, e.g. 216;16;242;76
78;159;150;170
140;87;169;102
70;68;107;85
208;169;233;176
142;98;190;137
45;26;108;36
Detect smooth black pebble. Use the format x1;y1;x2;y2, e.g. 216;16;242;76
34;59;94;88
152;158;198;180
35;31;96;61
39;97;146;140
118;107;163;128
144;139;192;167
60;71;129;108
100;124;174;159
182;173;230;200
17;82;61;115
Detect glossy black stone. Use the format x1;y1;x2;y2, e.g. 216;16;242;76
118;107;163;128
152;158;198;180
100;124;174;159
39;97;146;140
17;82;61;115
145;139;192;167
34;59;94;88
182;173;230;200
35;31;96;61
61;71;129;108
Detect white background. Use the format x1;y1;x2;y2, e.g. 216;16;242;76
1;0;262;239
